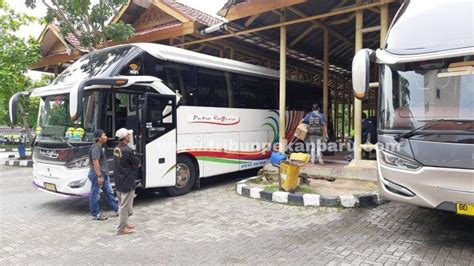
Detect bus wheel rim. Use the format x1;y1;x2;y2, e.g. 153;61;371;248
176;163;191;188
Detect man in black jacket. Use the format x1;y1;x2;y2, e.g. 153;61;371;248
113;128;141;235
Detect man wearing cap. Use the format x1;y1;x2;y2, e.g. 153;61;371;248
88;129;119;220
113;128;141;235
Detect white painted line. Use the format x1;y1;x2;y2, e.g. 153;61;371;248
236;184;246;195
272;191;289;203
303;194;320;206
19;161;28;166
249;188;263;199
339;195;358;208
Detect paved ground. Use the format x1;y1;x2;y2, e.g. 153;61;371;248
0;164;473;264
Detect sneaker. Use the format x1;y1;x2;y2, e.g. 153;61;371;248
93;214;108;221
113;211;119;217
318;158;324;165
117;227;134;235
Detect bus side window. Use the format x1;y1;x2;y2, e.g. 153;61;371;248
155;63;197;106
237;74;260;109
196;68;230;107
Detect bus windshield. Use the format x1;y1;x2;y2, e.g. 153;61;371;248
380;59;474;130
36;92;99;143
52;45;139;85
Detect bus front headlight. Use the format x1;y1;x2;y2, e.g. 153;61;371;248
66;156;89;169
68;177;88;188
379;149;421;171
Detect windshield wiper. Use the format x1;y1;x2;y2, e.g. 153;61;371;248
394;119;449;142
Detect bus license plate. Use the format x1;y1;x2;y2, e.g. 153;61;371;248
44;182;57;192
456;203;474;216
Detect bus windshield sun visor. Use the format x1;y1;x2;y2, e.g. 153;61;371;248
9;91;31;125
70;78;128;121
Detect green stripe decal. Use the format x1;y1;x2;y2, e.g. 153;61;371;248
197;156;241;164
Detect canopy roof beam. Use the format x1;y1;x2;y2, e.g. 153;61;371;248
179;0;395;47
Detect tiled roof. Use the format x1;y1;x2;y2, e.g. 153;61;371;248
162;0;224;26
135;21;182;36
50;24;87;52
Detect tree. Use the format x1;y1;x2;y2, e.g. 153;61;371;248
23;74;54;129
0;1;41;129
25;0;135;51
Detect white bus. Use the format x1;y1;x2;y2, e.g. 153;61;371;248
352;0;474;216
10;43;318;197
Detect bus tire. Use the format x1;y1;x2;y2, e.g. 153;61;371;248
165;156;196;197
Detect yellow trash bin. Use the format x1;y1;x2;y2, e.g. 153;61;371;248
279;160;301;192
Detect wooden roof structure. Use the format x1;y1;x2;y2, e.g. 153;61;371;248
32;0;225;74
30;24;88;73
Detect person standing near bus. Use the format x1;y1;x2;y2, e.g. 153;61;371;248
302;103;328;165
113;128;141;235
88;129;119;220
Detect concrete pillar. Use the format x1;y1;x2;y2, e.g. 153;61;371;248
323;29;329;118
278;13;287;153
353;0;363;160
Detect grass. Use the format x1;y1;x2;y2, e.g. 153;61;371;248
297;185;314;194
264;184;278;192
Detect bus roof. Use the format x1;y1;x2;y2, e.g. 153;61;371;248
131;43;280;79
385;0;473;56
31;42;281;97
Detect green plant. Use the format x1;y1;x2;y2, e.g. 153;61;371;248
297;185;314;194
25;0;134;51
264;184;278;192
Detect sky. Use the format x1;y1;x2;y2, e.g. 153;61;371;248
5;0;228;80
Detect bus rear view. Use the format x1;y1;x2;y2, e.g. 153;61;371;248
352;0;474;215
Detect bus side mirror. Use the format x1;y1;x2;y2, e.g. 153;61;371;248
352;48;374;100
9;91;30;125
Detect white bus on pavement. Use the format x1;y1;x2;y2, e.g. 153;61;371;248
351;0;474;216
10;43;318;197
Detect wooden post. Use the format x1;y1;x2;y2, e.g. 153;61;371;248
54;65;59;78
279;11;287;153
323;29;329;120
380;3;389;48
341;91;346;142
334;91;339;140
353;0;363;160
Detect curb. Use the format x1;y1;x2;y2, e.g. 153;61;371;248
4;159;33;167
236;176;386;208
0;148;31;152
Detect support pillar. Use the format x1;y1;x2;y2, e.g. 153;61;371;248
353;0;363;160
54;64;59;78
278;12;287;153
380;4;389;48
334;92;339;140
341;91;345;142
323;29;329;118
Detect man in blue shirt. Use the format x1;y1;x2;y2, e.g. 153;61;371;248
88;129;119;220
302;104;328;165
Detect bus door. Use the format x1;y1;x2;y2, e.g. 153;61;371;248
141;93;177;188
